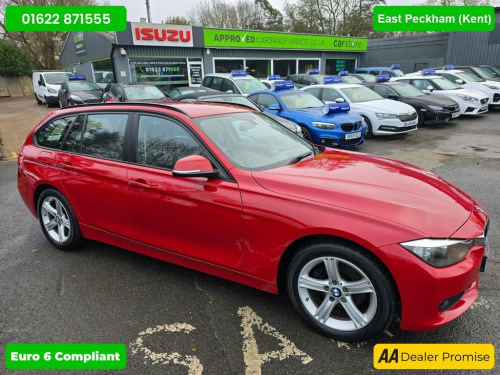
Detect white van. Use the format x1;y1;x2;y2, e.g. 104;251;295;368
33;71;72;107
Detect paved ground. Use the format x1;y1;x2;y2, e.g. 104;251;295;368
0;97;499;374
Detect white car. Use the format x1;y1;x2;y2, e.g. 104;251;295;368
302;81;418;137
33;71;72;107
201;70;268;96
433;67;500;107
394;72;489;115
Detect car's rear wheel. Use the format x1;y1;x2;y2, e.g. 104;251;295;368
287;241;396;342
416;109;424;128
37;189;83;250
362;116;373;139
300;126;313;143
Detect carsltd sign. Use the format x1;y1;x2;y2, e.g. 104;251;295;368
204;29;366;51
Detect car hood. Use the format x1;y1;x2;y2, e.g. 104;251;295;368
251;150;472;237
70;90;103;100
350;99;415;114
403;94;457;107
438;88;489;99
289;107;362;123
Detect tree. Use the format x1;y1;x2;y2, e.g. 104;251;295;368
0;39;33;75
162;16;190;25
0;0;103;70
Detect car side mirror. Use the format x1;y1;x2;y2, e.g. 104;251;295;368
387;94;398;100
455;79;464;84
268;104;281;110
426;85;434;92
117;94;123;101
38;79;44;87
226;90;234;93
335;98;345;103
172;155;219;178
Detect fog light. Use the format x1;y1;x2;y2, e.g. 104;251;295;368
439;291;464;312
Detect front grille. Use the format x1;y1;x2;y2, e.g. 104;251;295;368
340;121;362;132
398;112;417;122
379;125;417;132
338;138;360;146
480;98;489;105
445;104;459;112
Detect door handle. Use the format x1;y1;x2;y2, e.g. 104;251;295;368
59;161;74;170
128;179;151;189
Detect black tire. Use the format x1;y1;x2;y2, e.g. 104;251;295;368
35;94;43;105
300;126;313;143
37;189;83;250
416;109;424;128
362;116;373;139
44;96;51;108
286;241;396;342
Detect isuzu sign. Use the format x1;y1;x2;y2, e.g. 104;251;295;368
131;22;193;47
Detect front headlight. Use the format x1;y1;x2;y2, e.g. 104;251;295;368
375;113;398;119
400;238;474;267
427;105;444;111
47;88;57;94
69;94;82;102
311;122;337;129
484;84;500;90
456;94;479;102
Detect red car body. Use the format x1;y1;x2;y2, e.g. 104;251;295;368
18;103;488;335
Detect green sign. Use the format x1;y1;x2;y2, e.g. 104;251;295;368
373;6;495;32
5;343;127;370
204;29;367;51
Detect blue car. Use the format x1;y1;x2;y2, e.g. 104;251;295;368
248;80;367;147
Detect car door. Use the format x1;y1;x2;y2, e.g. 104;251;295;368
126;113;244;269
57;112;132;238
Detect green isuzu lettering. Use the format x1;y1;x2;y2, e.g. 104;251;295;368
5;343;127;370
204;29;367;51
373;6;494;32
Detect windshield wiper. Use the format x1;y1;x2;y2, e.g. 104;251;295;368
288;151;313;165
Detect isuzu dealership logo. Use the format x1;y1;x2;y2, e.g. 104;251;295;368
131;22;193;47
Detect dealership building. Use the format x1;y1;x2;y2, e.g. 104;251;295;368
59;22;367;90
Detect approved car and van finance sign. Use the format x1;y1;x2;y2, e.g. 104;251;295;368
374;6;494;32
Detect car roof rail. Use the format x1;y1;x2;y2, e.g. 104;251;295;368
60;102;193;118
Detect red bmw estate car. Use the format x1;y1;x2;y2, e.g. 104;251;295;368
18;102;489;342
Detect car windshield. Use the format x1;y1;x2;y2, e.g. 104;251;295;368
200;96;260;110
234;79;268;94
68;81;100;91
457;72;483;82
342;76;363;84
473;66;496;79
340;86;383;103
124;85;166;100
280;92;324;109
432;78;461;90
194;112;314;171
489;66;500;76
44;73;72;85
394;69;405;77
391;84;425;97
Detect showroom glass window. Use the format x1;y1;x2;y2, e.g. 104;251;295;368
36;116;76;149
129;58;189;92
81;114;129;161
298;60;319;74
136;115;202;170
214;59;244;73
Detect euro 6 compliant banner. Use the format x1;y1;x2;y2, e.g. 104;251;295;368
374;344;495;370
373;6;494;32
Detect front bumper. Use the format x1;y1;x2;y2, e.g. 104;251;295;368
423;109;460;124
373;117;418;135
45;95;60;105
309;125;367;148
458;98;489;115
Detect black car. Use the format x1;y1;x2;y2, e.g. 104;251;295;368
364;81;461;126
105;83;173;103
166;86;216;99
174;91;303;137
57;78;104;107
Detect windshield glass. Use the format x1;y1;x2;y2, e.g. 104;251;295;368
473;66;496;79
44;73;72;85
68;81;100;91
124;85;165;100
391;84;425;97
280;92;324;109
432;78;461;90
234;78;267;94
456;72;483;82
200;95;260;110
342;76;363;84
394;70;405;77
489;66;500;76
194;112;314;171
340;86;383;103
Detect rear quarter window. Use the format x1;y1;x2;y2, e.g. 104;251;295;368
36;116;76;149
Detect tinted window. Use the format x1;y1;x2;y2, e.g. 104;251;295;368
202;76;211;87
369;70;379;75
137;115;202;170
323;88;344;102
81;114;128;160
373;85;396;97
62;115;85;153
211;77;224;91
381;70;395;77
412;79;433;90
254;94;279;109
168;89;181;99
305;87;321;98
37;116;76;149
222;79;236;93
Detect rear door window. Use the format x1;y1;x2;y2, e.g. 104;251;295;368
36;116;76;149
81;114;129;161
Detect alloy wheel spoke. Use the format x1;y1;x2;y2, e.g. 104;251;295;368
314;295;337;323
58;223;65;242
340;296;368;329
61;216;71;229
42;201;57;217
323;257;342;284
56;200;64;216
343;278;374;295
45;219;57;231
299;274;329;293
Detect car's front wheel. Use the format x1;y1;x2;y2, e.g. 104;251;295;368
37;189;83;250
287;241;396;342
300;126;313;143
362;116;373;139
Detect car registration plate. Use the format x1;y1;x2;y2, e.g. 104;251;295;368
407;119;417;126
345;132;361;140
452;112;460;118
481;106;488;111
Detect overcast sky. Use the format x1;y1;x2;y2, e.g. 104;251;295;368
108;0;427;24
